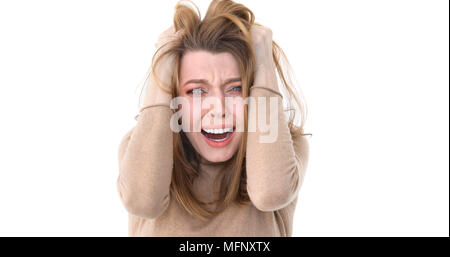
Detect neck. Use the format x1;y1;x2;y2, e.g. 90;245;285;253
196;154;234;180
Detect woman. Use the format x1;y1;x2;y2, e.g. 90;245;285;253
117;0;310;236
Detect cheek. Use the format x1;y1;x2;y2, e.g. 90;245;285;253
234;101;244;118
191;101;205;124
231;98;245;131
180;99;205;131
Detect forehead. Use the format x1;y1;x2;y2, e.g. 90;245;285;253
179;50;240;81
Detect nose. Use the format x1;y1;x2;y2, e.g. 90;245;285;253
207;89;226;119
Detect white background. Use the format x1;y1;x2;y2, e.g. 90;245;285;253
0;0;448;236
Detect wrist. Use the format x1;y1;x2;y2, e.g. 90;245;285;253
253;61;279;92
146;89;172;106
143;77;173;107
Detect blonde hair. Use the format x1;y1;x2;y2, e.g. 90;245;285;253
139;0;311;221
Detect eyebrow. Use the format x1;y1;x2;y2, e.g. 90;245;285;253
182;77;242;87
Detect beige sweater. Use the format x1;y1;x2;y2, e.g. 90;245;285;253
117;86;310;236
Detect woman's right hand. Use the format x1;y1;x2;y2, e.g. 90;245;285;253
143;26;183;107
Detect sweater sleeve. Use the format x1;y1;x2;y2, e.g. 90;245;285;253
245;86;310;212
117;105;174;219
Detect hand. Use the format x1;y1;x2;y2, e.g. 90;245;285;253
143;26;183;107
250;24;279;91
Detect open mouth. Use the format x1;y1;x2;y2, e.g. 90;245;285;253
201;127;235;142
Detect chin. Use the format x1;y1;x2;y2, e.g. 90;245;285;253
200;150;235;163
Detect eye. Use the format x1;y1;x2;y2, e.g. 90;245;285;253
230;86;242;92
186;88;205;95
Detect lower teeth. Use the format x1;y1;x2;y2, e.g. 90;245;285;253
205;132;232;142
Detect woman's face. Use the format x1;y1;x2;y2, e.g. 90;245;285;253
178;50;244;163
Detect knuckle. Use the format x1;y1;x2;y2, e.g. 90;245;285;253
251;25;272;43
262;27;272;37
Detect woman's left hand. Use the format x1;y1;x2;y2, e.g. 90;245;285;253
250;24;278;91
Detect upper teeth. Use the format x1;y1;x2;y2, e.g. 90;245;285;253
203;128;233;134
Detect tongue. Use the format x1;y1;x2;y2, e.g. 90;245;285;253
205;132;229;140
